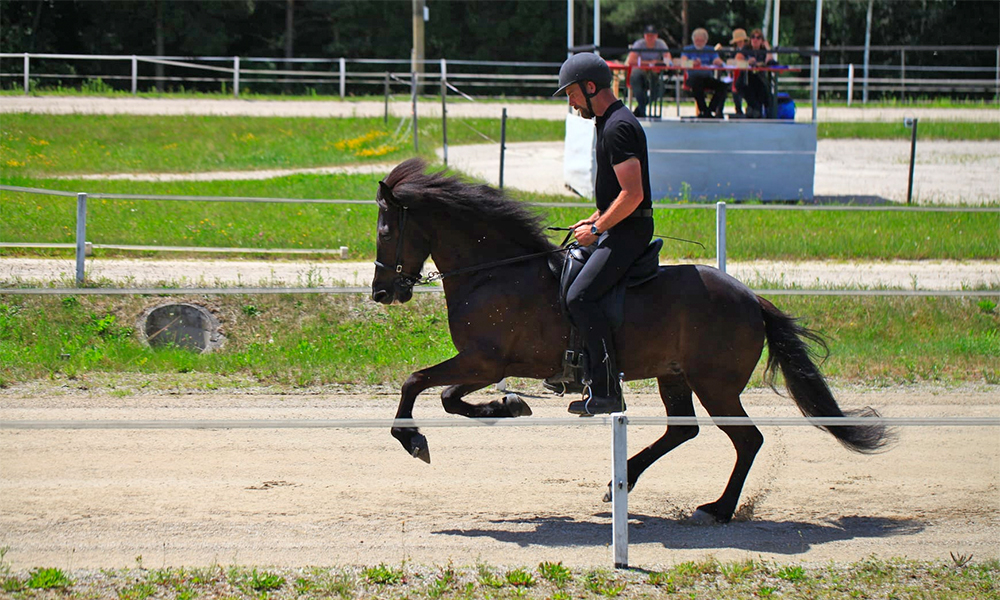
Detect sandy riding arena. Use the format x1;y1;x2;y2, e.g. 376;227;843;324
1;385;997;569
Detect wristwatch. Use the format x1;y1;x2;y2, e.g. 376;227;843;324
590;224;600;236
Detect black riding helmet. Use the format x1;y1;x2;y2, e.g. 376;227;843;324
553;52;613;96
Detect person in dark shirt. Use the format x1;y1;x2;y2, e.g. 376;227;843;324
737;28;776;118
682;28;728;118
554;53;654;415
626;24;673;118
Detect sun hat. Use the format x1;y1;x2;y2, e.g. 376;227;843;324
730;28;748;44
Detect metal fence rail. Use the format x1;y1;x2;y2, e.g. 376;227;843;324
2;50;997;100
3;184;998;291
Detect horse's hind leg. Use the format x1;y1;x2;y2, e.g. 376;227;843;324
688;379;764;524
441;383;532;418
602;376;699;502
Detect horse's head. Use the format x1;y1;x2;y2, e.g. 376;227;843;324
371;178;432;305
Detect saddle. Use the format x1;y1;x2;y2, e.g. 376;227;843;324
544;238;663;395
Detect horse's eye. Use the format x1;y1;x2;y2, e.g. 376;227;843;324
378;226;392;240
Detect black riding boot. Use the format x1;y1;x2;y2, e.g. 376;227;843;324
568;335;625;415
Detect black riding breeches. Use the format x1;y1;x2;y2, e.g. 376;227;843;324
566;217;653;394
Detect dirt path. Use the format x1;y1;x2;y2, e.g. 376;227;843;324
439;139;1000;204
1;386;997;569
4;257;999;290
3;96;999;122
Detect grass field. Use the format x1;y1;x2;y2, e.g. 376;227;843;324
1;293;995;389
2;113;997;179
1;557;997;599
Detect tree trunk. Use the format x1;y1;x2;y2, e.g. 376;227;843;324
284;0;295;94
155;0;164;92
681;0;689;46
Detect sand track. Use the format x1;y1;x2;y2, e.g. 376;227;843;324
1;386;997;569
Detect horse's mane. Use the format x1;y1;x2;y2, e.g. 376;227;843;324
383;158;555;252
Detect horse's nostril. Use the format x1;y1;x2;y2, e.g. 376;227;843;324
372;289;389;303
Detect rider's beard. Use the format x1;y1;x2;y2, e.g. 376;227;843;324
575;106;594;119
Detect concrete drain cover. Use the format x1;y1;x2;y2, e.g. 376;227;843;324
139;303;224;353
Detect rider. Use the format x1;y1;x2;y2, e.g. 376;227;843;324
554;53;654;415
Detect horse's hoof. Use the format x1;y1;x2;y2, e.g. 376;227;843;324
602;481;634;502
393;428;432;464
687;508;723;526
503;393;533;417
409;432;431;463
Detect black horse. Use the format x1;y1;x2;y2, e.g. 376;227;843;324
371;158;889;524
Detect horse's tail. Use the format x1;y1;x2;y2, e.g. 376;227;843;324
758;296;892;454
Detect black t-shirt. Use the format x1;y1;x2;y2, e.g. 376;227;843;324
594;100;653;215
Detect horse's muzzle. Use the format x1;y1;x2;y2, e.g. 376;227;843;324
371;282;413;305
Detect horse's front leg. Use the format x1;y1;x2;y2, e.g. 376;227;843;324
391;353;502;463
441;383;533;418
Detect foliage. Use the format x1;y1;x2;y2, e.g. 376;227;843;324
25;567;72;589
0;559;995;599
3;0;997;66
362;563;404;585
0;285;997;388
538;561;573;586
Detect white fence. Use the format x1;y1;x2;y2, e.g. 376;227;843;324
2;50;998;100
1;184;997;296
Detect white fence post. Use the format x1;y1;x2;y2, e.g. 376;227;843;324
847;63;854;106
131;55;138;94
233;56;240;97
716;201;727;273
339;57;346;98
611;413;628;569
75;193;88;286
23;53;29;94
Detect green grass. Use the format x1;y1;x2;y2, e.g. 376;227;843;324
2;175;997;261
817;120;1000;140
24;567;72;590
0;292;995;389
0;113;565;178
0;558;995;599
1;113;996;181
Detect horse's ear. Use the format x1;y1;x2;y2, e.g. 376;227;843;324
377;180;397;208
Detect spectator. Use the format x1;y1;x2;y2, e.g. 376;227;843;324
682;28;727;118
626;24;672;118
723;28;749;117
737;28;775;118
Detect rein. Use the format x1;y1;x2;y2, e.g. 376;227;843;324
546;226;706;250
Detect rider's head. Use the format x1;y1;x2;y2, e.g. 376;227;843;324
554;53;614;119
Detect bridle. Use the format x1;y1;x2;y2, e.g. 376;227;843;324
373;204;429;290
373;201;570;293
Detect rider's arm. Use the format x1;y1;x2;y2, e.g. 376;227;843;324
596;157;644;232
574;157;643;245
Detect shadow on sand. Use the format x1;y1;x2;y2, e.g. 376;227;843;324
434;513;924;555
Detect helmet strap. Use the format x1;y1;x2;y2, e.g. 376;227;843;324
578;81;598;117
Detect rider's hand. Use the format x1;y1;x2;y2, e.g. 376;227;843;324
573;223;597;246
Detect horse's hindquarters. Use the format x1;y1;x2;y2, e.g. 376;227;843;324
615;265;766;384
